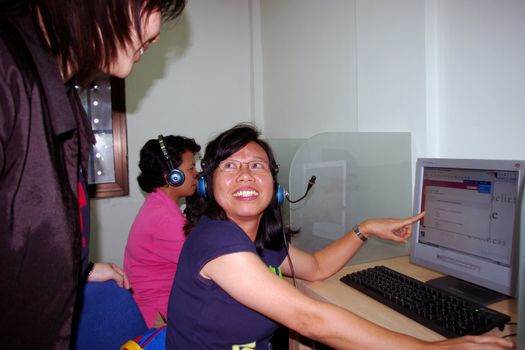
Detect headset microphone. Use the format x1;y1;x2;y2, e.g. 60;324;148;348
285;175;316;204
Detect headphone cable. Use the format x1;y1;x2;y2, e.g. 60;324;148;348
282;228;297;288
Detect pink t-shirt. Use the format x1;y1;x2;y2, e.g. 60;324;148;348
124;189;186;327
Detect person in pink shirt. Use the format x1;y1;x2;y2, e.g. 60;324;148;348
124;134;200;327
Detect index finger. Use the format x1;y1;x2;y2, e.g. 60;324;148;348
402;211;425;225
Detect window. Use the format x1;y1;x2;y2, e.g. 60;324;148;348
78;76;129;198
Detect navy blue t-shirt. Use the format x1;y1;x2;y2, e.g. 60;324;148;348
166;216;287;349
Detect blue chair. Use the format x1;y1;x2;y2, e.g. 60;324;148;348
73;281;148;350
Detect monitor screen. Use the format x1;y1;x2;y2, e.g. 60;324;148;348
410;158;524;305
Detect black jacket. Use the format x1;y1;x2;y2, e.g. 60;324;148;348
0;13;94;349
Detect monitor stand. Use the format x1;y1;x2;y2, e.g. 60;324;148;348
426;276;509;306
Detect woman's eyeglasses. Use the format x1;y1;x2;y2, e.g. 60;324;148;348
218;160;271;173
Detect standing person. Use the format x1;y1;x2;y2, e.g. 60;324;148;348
124;135;200;327
166;124;514;349
0;0;186;348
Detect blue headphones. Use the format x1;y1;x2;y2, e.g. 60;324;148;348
158;135;185;187
197;175;285;207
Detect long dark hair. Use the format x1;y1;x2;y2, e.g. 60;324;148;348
185;123;293;251
137;135;200;193
4;0;186;86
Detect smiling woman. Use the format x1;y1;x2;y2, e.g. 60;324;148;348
165;123;514;350
212;142;275;238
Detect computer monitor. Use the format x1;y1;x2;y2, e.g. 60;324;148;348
410;158;524;305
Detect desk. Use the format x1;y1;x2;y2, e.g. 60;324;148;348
289;256;517;349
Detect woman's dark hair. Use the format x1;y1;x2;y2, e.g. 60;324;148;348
13;0;186;86
185;123;294;252
137;135;200;193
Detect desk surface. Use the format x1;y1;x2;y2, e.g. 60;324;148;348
294;255;517;343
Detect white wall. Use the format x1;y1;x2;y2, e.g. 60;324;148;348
432;0;525;159
355;0;426;159
91;0;525;265
260;1;426;143
261;0;358;138
261;0;524;158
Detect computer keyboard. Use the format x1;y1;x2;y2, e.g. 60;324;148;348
340;265;511;338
